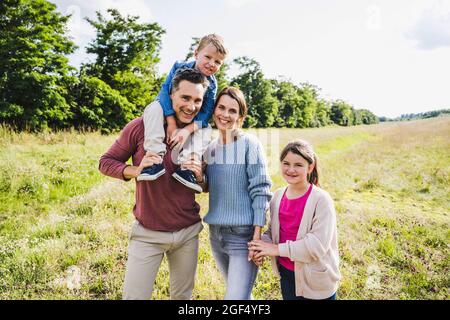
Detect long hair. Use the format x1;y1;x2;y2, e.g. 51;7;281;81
280;139;320;186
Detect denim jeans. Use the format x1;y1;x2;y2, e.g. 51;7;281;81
209;224;258;300
279;264;337;300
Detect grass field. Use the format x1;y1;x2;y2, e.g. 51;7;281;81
0;117;449;300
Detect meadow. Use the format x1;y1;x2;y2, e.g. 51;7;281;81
0;117;449;300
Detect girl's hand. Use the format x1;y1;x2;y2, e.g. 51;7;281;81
248;240;280;259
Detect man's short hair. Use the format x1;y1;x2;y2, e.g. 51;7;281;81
171;68;210;94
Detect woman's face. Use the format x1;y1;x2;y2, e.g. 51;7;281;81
281;151;314;185
213;94;242;131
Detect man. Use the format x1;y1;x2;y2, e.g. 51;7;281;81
98;68;210;300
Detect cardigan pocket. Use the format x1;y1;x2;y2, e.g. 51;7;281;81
306;265;332;291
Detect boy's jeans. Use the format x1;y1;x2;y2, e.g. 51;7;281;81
143;101;211;163
209;224;258;300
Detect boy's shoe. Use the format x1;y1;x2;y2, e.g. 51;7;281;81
137;163;165;181
172;169;202;193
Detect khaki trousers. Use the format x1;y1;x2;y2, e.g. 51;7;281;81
122;220;203;300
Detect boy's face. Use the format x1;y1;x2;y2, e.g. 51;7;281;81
170;80;205;124
194;43;226;77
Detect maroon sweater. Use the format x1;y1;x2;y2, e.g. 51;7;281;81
98;117;201;232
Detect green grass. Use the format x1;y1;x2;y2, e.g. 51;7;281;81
0;117;449;300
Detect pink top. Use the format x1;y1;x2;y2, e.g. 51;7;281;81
278;184;313;271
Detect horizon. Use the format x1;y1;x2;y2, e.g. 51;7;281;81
51;0;450;118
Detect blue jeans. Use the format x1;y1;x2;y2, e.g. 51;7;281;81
209;224;258;300
279;264;337;300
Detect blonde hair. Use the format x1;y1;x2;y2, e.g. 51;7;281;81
280;139;320;186
197;34;228;56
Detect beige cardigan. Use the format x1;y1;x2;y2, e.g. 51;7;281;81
262;185;341;299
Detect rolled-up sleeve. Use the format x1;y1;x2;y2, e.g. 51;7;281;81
98;120;138;181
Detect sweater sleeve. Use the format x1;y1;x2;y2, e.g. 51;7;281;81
98;120;139;181
246;137;273;227
261;196;276;242
278;192;337;263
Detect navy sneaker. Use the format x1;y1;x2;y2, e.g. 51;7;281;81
137;163;165;181
172;169;202;193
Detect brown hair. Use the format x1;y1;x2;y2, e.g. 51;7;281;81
197;34;228;56
171;67;209;93
215;86;248;126
280;139;320;186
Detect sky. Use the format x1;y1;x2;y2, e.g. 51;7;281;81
51;0;450;118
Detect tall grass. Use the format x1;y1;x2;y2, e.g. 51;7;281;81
0;118;449;299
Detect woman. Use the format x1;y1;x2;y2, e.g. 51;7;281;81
200;87;272;300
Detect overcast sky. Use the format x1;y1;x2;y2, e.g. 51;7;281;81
51;0;450;118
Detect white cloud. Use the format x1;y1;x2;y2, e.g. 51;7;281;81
406;0;450;49
224;0;259;8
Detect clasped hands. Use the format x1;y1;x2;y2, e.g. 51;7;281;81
247;240;280;267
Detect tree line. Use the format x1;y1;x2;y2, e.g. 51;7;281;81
379;109;450;122
1;0;379;132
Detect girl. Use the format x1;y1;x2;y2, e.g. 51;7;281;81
200;87;272;300
248;140;341;300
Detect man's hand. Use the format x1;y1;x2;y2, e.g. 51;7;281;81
123;151;163;180
138;152;163;174
181;158;203;182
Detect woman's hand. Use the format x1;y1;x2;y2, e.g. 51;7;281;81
248;240;280;259
248;226;262;265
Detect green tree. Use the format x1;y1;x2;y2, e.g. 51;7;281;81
0;0;76;130
69;72;136;133
359;109;379;124
296;83;320;128
84;8;165;110
231;57;279;127
353;109;363;125
330;100;354;126
315;99;332;127
272;79;301;128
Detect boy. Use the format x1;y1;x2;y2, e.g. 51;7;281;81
138;34;228;193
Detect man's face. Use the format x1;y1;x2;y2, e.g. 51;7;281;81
170;80;206;124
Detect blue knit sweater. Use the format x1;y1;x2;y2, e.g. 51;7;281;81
203;133;273;227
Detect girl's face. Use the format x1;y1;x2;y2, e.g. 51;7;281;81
213;94;242;131
281;151;314;185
